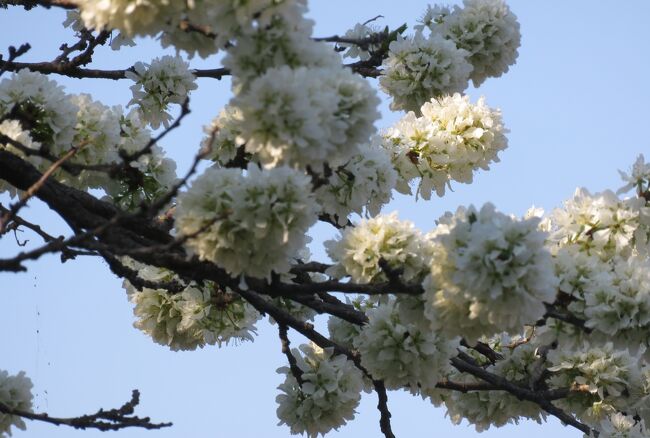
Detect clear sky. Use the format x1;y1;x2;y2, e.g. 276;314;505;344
1;1;649;437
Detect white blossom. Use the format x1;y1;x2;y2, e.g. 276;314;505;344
62;10;85;32
56;94;122;190
415;5;451;33
589;413;649;438
126;285;201;350
201;106;245;166
553;244;650;341
0;69;78;157
428;0;521;87
339;23;382;61
77;0;182;36
125;55;197;129
618;154;650;195
123;260;259;350
354;298;457;392
548;342;645;422
425;203;558;343
315;139;397;224
549;188;650;260
0;370;33;437
231;65;380;170
159;26;220;59
379;32;472;112
582;255;650;338
276;343;364;437
178;285;260;347
223;15;340;91
327;297;379;349
444;386;545;432
103;109;178;210
383;93;507;199
197;0;308;47
76;0;308;54
325;212;432;283
175;164;318;279
443;334;546;431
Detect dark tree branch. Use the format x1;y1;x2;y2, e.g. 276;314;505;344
0;390;171;431
3;0;77;9
0;43;31;76
435;379;499;392
100;251;186;293
0;203;96;261
460;339;504;364
289;261;331;275
0;59;230;80
372;380;396;438
538;303;591;333
0;146;78;233
450;356;594;436
278;324;304;386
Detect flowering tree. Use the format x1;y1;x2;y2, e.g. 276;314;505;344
0;1;649;438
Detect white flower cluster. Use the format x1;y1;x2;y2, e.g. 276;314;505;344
380;0;520;110
315;140;397;224
77;0;182;36
0;71;177;207
539;157;650;366
426;0;521;87
231;65;380;171
222;15;340;91
443;334;546;431
327;297;380;349
103;109;178;211
126;56;197;129
175;165;318;279
276;343;364;437
550;188;650;260
325;212;432;283
123;261;260;350
383;93;507;199
380;33;472;112
424;203;557;343
0;370;33;437
339;23;382;61
548;342;645;422
618;154;650;195
76;0;307;57
589;413;648;438
54;94;121;190
554;247;650;340
354;298;457;392
444;385;545;432
0;69;78;157
201;106;244;166
188;0;308;50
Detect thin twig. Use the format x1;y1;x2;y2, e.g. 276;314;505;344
278;324;304;386
0;390;171;431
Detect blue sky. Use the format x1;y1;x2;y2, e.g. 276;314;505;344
1;1;649;437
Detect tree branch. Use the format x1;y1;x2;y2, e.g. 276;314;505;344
450;355;594;436
278;324;304;386
0;390;171;431
372;380;396;438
